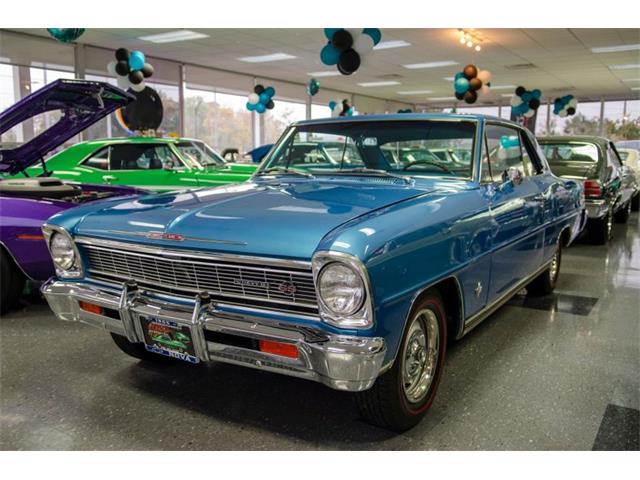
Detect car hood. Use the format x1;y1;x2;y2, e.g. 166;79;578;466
0;79;134;175
70;177;447;259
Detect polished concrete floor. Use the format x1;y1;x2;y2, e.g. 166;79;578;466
1;214;639;450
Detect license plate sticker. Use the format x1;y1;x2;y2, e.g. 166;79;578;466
140;316;200;364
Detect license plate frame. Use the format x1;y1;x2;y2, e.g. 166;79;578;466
139;315;200;364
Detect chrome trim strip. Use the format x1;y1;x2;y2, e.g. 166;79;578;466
104;230;248;246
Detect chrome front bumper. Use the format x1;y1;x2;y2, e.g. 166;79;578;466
42;280;386;392
584;199;609;219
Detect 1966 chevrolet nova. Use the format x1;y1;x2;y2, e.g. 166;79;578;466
42;114;584;431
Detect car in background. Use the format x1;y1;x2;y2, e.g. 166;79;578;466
42;113;583;431
5;136;257;192
539;136;638;244
0;79;146;313
617;147;640;211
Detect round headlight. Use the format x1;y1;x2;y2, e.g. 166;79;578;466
50;233;75;270
318;262;365;316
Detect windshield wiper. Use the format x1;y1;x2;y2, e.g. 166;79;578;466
326;167;413;184
255;167;314;178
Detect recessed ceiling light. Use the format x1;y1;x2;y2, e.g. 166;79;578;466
632;87;640;91
238;53;296;63
609;64;640;70
501;93;516;97
428;96;456;101
307;71;342;77
403;61;459;70
373;40;412;50
622;78;640;82
591;44;640;53
443;76;455;82
490;85;517;90
139;30;208;43
397;90;433;95
357;81;401;87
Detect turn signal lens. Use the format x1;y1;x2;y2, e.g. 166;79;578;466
583;180;602;198
16;234;44;240
79;301;103;315
259;340;298;359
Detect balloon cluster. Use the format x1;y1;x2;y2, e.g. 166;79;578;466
107;48;154;93
553;95;577;117
510;86;542;118
320;28;381;75
453;65;492;104
46;28;85;43
307;78;320;96
397;108;413;113
246;84;276;114
329;99;354;117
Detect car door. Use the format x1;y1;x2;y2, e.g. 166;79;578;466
484;123;545;301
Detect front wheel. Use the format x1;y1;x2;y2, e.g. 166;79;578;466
355;290;447;432
1;250;26;315
527;241;561;296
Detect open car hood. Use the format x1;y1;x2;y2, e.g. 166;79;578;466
0;79;134;175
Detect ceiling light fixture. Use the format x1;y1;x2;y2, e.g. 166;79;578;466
397;90;433;95
457;29;484;52
591;44;640;53
357;81;401;87
403;60;459;70
238;53;296;63
139;30;209;43
609;64;640;70
490;85;517;90
307;71;342;77
373;40;412;50
428;96;456;101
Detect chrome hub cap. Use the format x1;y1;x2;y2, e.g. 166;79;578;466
606;211;613;238
402;309;440;404
549;249;559;281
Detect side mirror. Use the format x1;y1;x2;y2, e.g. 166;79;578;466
502;166;524;186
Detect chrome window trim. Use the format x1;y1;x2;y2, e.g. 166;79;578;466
42;223;84;278
311;251;374;329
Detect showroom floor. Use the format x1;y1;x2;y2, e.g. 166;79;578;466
1;214;638;451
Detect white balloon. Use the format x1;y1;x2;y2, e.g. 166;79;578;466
116;75;130;90
248;93;260;104
353;33;374;56
107;61;117;76
568;97;578;108
131;81;146;92
524;109;535;118
510;95;521;107
478;85;490;97
477;70;492;84
346;28;363;39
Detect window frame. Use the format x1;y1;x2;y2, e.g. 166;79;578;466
484;121;528;183
105;142;184;171
81;145;112;171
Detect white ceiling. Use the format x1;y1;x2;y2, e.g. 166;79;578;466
8;28;640;106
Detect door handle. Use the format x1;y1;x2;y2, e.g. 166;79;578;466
102;175;117;183
533;194;545;202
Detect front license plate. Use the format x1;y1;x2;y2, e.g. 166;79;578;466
139;316;200;364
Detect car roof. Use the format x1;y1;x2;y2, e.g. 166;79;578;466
80;136;200;147
537;135;611;148
293;113;513;127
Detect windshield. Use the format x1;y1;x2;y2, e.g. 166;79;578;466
259;120;477;179
175;141;225;167
540;142;601;178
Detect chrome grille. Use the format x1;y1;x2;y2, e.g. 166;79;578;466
79;241;318;314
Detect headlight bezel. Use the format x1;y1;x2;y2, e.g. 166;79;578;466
312;251;373;329
42;224;83;278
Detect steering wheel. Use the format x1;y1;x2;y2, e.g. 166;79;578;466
402;160;454;175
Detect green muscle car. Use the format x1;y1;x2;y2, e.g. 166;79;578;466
6;136;257;192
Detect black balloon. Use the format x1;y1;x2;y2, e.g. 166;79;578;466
567;107;576;115
331;30;353;51
266;100;275;110
338;49;360;75
515;86;526;96
115;61;129;76
469;78;483;91
463;90;478;104
120;86;163;131
129;70;144;85
529;98;540;110
254;84;265;95
463;64;478;80
337;62;352;76
141;63;154;78
455;91;465;101
115;48;129;61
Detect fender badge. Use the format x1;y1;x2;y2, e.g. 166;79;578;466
146;231;185;241
278;282;297;295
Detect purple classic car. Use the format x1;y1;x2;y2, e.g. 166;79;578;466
0;79;144;313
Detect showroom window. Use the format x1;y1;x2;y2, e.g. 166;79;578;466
184;87;253;155
603;100;640;140
312;104;332;119
262;99;306;145
0;63;18;144
556;101;602;136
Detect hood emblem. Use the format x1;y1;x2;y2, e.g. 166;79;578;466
146;231;185;241
278;282;297;295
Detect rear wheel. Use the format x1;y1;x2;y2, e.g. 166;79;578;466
614;200;631;224
355;290;447;432
1;250;26;315
110;333;178;365
528;241;561;296
588;209;613;245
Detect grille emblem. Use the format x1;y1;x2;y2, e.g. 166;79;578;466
278;282;297;295
233;279;269;289
146;231;184;241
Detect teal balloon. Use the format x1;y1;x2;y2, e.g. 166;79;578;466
521;91;532;102
46;28;85;43
320;43;341;66
256;102;266;114
328;101;337;110
363;28;382;45
324;28;341;39
259;92;270;104
532;89;542;99
129;51;145;71
307;78;320;96
454;77;470;94
264;86;275;98
500;135;520;149
246;102;257;111
454;72;465;81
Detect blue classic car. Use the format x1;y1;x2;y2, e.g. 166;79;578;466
41;114;583;431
